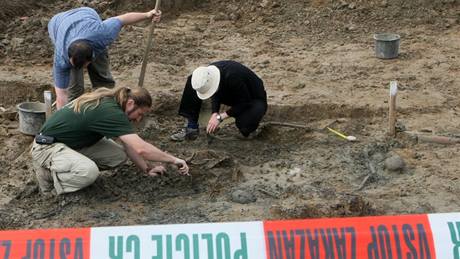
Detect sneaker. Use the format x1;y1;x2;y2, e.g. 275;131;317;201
170;127;199;141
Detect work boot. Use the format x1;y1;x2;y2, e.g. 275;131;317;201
34;165;54;193
170;127;199;141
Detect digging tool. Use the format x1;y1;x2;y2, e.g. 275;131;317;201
404;131;460;145
138;0;161;88
263;118;339;132
206;119;341;142
416;135;460;144
263;121;314;131
327;127;357;141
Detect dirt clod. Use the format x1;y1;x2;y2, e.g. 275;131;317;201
231;189;257;204
384;154;406;172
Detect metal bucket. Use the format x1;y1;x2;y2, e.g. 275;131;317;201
374;33;400;59
16;102;46;135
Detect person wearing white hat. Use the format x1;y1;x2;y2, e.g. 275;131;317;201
171;60;267;141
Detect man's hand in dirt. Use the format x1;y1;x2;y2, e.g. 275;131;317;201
206;113;220;134
147;9;162;23
146;165;166;177
174;158;190;176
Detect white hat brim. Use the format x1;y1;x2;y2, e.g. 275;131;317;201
196;65;220;100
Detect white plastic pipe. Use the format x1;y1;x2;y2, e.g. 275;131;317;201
388;81;398;136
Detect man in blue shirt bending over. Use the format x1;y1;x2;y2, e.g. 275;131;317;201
48;7;161;109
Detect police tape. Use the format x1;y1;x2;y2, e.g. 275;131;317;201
0;212;458;258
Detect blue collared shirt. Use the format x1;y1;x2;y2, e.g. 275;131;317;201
48;7;122;88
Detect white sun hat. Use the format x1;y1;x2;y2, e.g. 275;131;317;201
191;65;221;100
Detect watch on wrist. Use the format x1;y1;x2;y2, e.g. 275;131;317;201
216;114;223;123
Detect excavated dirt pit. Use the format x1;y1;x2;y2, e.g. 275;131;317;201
1;90;458;230
0;0;460;230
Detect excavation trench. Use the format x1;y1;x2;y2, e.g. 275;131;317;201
0;88;388;229
0;82;454;229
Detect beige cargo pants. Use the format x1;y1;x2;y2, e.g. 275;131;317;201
31;138;127;195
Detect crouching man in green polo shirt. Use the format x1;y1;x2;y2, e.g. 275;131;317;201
31;86;189;195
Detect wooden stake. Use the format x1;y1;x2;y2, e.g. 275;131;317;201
138;0;161;88
388;81;398;137
44;90;52;120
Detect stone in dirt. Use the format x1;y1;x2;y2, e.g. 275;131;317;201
231;189;256;204
384;154;406;172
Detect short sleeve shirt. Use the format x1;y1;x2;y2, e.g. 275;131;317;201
40;98;134;149
48;7;122;88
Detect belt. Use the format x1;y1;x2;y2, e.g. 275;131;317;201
35;133;55;145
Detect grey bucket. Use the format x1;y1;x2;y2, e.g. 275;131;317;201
374;33;400;59
16;102;46;135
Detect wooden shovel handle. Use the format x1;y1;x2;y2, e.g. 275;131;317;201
417;135;460;144
138;0;161;88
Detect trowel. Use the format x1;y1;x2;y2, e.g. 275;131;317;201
327;127;357;142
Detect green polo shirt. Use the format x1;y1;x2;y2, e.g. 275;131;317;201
40;98;134;149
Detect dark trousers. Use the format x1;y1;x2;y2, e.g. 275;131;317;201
67;51;115;102
178;77;267;137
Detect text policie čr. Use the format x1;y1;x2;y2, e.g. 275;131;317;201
109;232;248;259
267;224;432;259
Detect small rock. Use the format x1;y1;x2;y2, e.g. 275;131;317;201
229;13;240;21
287;167;301;176
40;18;49;28
395;121;406;132
0;127;8;136
420;128;433;133
213;13;228;21
384;155;406;172
287;66;298;72
338;0;348;8
371;152;385;163
231;190;256;204
345;24;356;31
11;37;24;48
295;83;306;89
260;0;271;8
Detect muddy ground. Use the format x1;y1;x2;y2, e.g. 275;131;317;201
0;0;459;230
